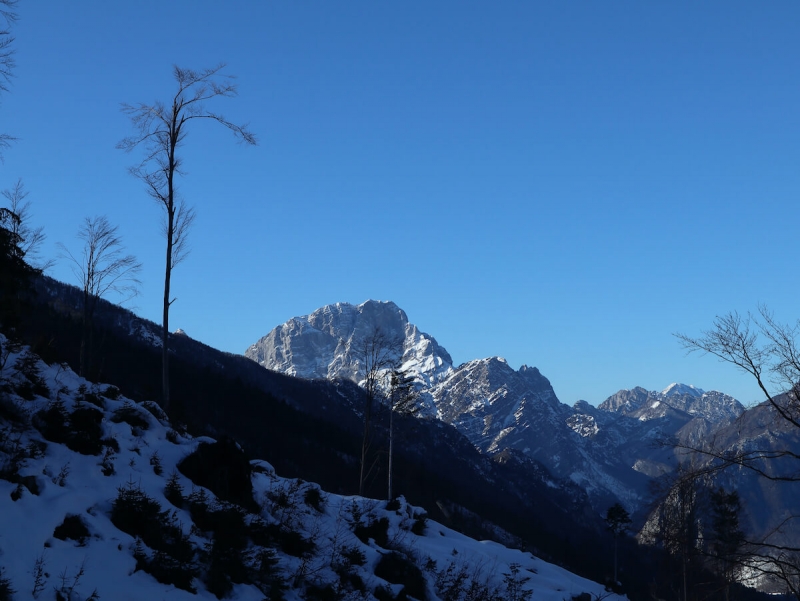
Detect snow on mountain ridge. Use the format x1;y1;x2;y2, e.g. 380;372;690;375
661;382;704;397
599;384;743;424
245;300;456;420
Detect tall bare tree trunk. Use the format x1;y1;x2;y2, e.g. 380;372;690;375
80;289;89;377
387;405;394;501
162;232;171;411
119;64;256;414
358;399;371;497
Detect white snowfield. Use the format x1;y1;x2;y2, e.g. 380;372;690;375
0;335;626;601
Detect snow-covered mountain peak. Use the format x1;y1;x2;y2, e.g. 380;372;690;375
661;382;704;398
599;384;744;426
245;299;454;387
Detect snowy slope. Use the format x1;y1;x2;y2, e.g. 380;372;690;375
0;334;626;601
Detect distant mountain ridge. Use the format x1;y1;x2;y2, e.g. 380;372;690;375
245;300;747;515
599;383;743;425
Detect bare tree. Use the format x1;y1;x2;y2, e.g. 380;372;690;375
2;179;52;270
118;64;256;411
0;0;17;158
676;308;800;480
0;0;14;91
678;307;800;439
58;216;141;378
353;327;402;496
677;306;800;597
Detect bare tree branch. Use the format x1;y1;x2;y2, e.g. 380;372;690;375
118;63;256;411
0;0;18;160
2;179;53;271
677;309;800;433
57;215;141;377
0;0;16;95
675;307;800;597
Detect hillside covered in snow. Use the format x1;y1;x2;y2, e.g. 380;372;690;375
0;334;626;601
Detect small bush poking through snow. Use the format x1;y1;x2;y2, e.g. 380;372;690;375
386;497;401;512
187;487;212;530
31;552;47;598
33;402;107;456
164;471;184;507
53;558;99;601
432;560;502;601
32;399;69;442
76;384;105;409
111;481;165;543
149;450;162;475
340;546;366;567
411;512;428;536
111;481;197;591
53;514;91;546
52;462;70;487
178;438;255;509
0;394;26;424
100;446;115;477
502;563;533;601
66;407;105;455
140;400;167;421
203;505;251;599
101;385;121;400
375;551;428;601
354;516;390;548
274;526;315;558
250;548;285;601
303;486;325;512
141;549;197;594
0;433;18;480
12;351;49;400
10;482;23;501
110;401;150;431
373;584;394;601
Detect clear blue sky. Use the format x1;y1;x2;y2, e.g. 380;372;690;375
3;2;799;406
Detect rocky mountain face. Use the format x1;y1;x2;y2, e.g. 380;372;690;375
690;395;800;549
598;383;743;427
590;384;746;478
246;301;750;516
247;301;453;413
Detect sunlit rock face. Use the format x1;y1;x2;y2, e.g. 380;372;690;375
245;300;453;405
